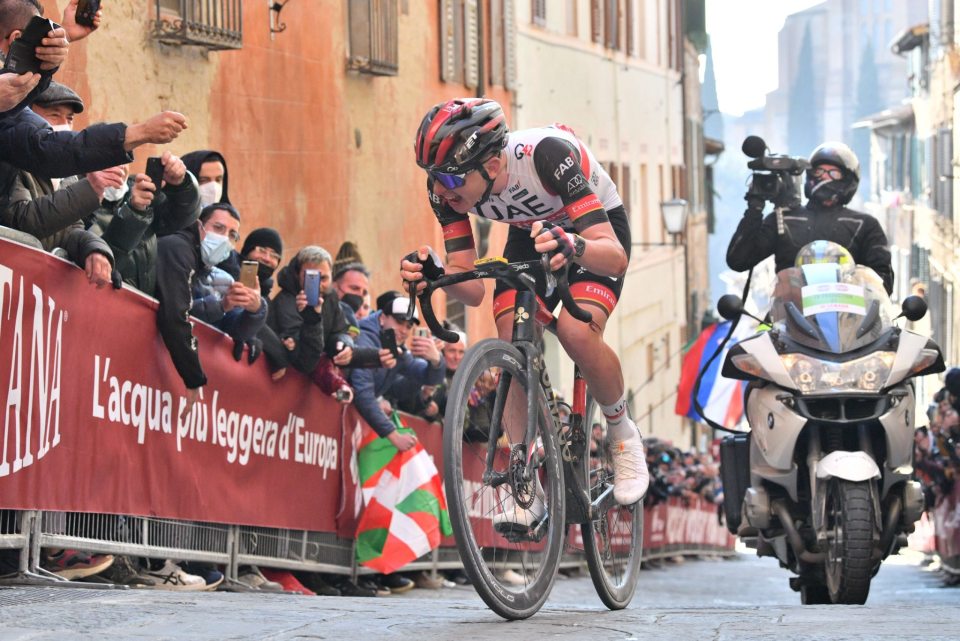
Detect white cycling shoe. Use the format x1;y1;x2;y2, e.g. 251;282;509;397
493;490;546;531
612;425;649;506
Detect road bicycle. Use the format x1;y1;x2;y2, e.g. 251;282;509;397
412;252;643;620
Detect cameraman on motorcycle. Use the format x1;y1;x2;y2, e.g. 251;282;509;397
726;142;894;294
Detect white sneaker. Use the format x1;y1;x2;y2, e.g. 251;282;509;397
144;560;207;591
612;428;649;505
492;493;546;530
237;565;284;592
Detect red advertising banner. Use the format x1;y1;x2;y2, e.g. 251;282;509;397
643;497;736;550
0;239;344;532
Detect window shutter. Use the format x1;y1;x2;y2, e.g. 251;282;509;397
591;0;602;43
490;0;503;86
504;0;517;89
464;0;480;88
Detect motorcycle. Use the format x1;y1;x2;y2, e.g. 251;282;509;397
718;241;944;605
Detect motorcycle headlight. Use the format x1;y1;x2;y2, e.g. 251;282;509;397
731;353;770;379
778;352;896;394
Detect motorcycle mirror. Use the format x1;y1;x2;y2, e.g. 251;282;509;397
717;294;744;321
898;296;928;322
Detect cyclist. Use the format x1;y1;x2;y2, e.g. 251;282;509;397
400;98;648;526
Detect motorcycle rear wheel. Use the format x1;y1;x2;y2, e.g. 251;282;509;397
824;479;875;605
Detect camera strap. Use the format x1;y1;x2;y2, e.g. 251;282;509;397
691;269;753;436
775;207;785;236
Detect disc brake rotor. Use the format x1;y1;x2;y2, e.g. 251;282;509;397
510;444;535;510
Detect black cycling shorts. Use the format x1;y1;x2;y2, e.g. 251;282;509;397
492;205;631;323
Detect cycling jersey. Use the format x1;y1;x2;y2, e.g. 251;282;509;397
429;125;624;255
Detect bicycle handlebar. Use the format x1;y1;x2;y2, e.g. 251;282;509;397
410;255;593;343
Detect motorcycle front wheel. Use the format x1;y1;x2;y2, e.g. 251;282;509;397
824;479;875;605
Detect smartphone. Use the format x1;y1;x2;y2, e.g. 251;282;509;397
75;0;101;26
304;270;321;307
414;328;430;339
145;157;164;190
3;16;58;75
380;328;400;358
239;261;258;289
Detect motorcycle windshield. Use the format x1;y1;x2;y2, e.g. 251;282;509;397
770;264;895;354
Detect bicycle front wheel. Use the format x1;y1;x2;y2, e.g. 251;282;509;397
443;339;565;620
580;397;643;609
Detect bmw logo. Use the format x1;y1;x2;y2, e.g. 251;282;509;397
767;413;775;429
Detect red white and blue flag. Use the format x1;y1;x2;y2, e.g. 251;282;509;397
675;321;748;429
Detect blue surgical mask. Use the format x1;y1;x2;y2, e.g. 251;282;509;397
200;231;232;266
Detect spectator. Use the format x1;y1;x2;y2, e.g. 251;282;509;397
85;144;200;296
333;261;369;338
182;150;230;207
397;330;466;423
0;85;120;288
348;292;445;451
357;294;371;320
263;246;354;379
155;218;221;417
0;0;69;119
190;204;266;359
240;227;283;299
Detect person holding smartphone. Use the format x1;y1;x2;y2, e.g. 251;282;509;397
347;291;445;452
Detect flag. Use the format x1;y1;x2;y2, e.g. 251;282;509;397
355;412;453;573
675;320;748;429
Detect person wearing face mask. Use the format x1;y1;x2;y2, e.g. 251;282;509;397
0;83;121;290
182;150;229;207
726;141;894;293
85;148;201;297
156;210;247;417
189;204;267;365
333;261;369;338
239;228;283;299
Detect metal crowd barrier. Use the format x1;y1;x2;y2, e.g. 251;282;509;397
0;508;737;589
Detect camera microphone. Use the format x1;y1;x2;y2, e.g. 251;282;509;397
742;136;767;159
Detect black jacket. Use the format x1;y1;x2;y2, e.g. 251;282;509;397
726;202;894;294
86;172;201;296
263;258;354;374
156;223;207;389
0;108;132;197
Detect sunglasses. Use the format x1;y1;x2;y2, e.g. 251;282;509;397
813;167;843;180
427;169;470;190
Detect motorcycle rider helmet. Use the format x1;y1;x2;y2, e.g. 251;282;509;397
804;142;860;206
415;98;509;205
795;240;855;267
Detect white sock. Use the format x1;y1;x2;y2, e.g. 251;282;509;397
599;393;640;442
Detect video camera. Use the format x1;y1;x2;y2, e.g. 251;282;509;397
742;135;809;210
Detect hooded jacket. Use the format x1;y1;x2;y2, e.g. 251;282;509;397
155;222;207;389
347;311;446;437
0;164;113;268
182;150;230;204
86;171;201;296
264;257;353;374
726;202;894;294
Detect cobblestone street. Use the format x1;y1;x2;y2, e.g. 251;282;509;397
1;550;957;640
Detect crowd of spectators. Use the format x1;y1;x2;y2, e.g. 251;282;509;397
642;439;721;509
0;0;724;596
915;377;960;515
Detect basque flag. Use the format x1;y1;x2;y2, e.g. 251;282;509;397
675;321;746;429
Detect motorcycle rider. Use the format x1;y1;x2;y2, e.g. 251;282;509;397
726;142;894;294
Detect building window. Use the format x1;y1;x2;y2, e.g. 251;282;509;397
566;0;578;36
347;0;399;75
621;162;631;216
151;0;243;50
532;0;546;27
624;0;634;55
590;0;602;43
604;0;618;49
636;0;645;59
484;1;517;89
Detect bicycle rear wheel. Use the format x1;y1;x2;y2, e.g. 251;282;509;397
579;397;643;609
443;339;565;620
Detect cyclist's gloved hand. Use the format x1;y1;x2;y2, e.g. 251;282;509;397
533;221;578;271
402;247;445;281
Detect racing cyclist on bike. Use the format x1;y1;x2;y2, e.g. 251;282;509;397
400;99;648;526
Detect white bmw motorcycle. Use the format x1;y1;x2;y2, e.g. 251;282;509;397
718;242;944;605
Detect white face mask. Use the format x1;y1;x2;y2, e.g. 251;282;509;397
198;181;223;207
103;182;129;203
200;231;232;266
50;123;72;132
